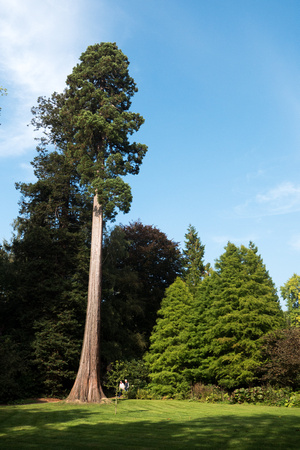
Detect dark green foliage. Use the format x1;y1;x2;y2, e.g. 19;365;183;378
0;143;91;400
101;221;183;364
195;242;284;389
32;310;85;397
62;42;147;220
0;336;35;403
259;327;300;389
145;278;194;398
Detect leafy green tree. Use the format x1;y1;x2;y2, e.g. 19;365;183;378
183;225;209;291
59;43;147;402
280;274;300;327
196;242;284;389
145;278;195;398
101;221;183;364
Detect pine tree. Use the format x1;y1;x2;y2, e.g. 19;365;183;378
197;242;284;389
145;278;195;397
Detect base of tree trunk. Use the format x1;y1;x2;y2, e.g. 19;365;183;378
66;379;107;403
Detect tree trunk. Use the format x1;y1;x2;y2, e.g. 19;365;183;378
67;193;106;402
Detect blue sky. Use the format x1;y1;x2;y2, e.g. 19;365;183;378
1;0;300;308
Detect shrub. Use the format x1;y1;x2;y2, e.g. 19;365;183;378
229;385;300;407
191;383;229;403
230;387;264;404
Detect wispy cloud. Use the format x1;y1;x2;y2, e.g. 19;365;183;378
0;0;83;95
0;0;113;157
235;182;300;218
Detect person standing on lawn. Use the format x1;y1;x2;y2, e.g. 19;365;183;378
118;381;125;397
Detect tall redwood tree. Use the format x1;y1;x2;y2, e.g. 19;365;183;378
61;43;147;402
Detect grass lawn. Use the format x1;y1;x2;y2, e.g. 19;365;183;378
1;399;300;449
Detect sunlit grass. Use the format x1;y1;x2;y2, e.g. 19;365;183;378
1;399;300;449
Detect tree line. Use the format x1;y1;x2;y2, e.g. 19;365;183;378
0;43;299;403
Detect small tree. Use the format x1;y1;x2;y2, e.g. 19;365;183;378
280;274;300;327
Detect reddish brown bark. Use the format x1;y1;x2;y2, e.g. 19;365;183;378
67;193;106;402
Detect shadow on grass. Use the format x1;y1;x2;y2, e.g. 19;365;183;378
1;403;300;449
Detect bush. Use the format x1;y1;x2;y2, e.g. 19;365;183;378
230;387;264;404
191;383;229;403
230;385;300;407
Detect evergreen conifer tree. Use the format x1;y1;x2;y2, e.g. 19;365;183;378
196;242;284;389
145;278;195;397
4;146;91;397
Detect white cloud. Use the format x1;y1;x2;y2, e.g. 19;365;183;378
235;182;300;217
0;0;82;157
0;0;113;157
0;0;83;95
